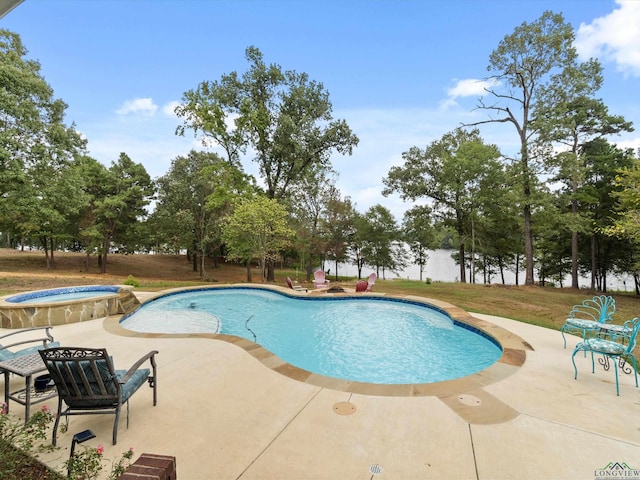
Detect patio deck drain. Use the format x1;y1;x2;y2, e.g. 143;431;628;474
333;401;357;415
369;464;383;476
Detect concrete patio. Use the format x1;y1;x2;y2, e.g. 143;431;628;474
3;290;639;479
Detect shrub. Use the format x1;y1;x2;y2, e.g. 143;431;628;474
1;403;134;479
0;403;57;479
124;275;140;288
66;444;134;480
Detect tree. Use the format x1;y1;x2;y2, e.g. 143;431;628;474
153;150;256;279
534;59;633;288
608;154;640;243
286;172;337;281
30;154;88;268
0;29;52;206
580;139;636;290
320;188;357;280
0;29;86;255
176;46;358;280
176;46;358;200
222;196;295;282
466;11;583;285
87;153;154;273
402;205;438;282
472;170;523;284
360;204;406;279
383;128;502;283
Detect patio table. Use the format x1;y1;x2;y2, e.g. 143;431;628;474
0;352;57;422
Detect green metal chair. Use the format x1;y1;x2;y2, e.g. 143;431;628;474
561;295;616;349
571;317;640;396
39;347;158;445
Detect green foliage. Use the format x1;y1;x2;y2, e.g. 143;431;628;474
0;403;55;478
176;46;358;201
124;275;140;288
320;188;358;278
360;204;406;275
384;127;505;283
151;150;256;279
403;205;438;282
0;402;134;480
474;11;585;285
608;155;640;242
0;29;87;256
284;172;338;281
66;445;134;480
222;196;295;281
85;153;154;272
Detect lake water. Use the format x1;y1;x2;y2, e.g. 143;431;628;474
331;249;632;291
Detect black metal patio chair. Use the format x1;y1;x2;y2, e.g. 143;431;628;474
39;346;158;445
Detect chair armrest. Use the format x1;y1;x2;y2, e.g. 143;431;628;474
0;327;54;351
119;350;158;384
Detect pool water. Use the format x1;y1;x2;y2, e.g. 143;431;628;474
13;291;116;304
6;286;120;304
120;288;502;384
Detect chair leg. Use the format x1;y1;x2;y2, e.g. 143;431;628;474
152;376;157;406
572;349;580;380
148;374;157;406
150;356;158;406
52;399;63;446
613;359;620;396
113;405;121;445
561;327;567;349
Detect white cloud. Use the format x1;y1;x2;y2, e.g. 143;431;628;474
116;98;158;116
447;78;492;98
439;78;498;110
575;0;640;77
614;134;640;154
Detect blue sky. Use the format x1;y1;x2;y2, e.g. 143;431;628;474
2;0;640;220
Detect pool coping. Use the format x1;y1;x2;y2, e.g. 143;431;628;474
107;284;532;417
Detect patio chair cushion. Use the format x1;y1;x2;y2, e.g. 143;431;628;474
581;338;626;355
117;368;151;402
0;341;60;362
564;318;598;329
52;358;149;407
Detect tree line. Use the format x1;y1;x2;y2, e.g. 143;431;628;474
1;12;639;291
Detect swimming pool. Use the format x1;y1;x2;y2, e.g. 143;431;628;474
121;287;502;384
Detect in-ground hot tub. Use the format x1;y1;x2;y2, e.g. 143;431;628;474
0;285;140;329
